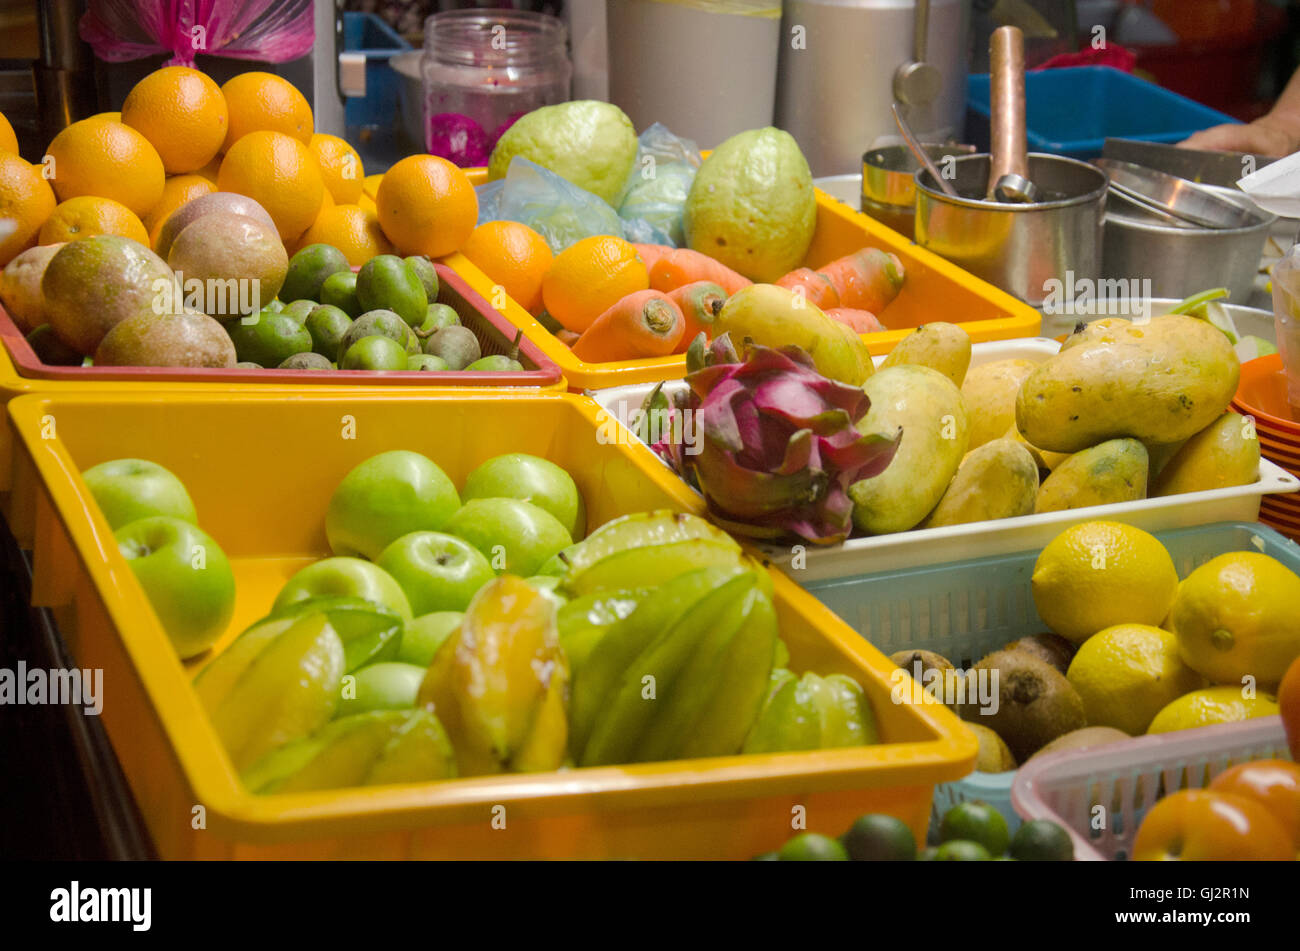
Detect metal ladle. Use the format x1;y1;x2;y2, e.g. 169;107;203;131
891;102;958;198
986;26;1039;204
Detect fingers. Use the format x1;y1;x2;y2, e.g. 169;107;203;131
1180;122;1293;157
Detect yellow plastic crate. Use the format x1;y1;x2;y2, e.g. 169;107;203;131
453;169;1041;390
7;389;975;859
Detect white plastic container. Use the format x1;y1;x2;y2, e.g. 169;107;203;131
1011;718;1292;861
589;338;1300;581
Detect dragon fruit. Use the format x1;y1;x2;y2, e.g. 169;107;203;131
647;333;899;545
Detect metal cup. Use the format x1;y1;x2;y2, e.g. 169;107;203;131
861;143;975;239
914;153;1108;307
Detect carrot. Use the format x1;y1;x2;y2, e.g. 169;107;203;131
775;267;840;310
668;280;728;352
816;248;905;313
649;248;752;295
555;328;581;347
634;243;673;273
571;290;685;363
824;307;884;334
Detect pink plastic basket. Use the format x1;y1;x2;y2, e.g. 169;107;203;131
1010;718;1291;861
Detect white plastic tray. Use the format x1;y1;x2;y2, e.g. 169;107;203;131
587;338;1300;582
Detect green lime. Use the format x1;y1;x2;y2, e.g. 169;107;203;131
917;846;939;861
933;840;992;861
320;270;362;317
281;243;350;303
357;254;428;327
939;801;1009;856
1009;819;1074;862
405;255;440;301
777;832;849;861
226;311;312;367
841;814;916;861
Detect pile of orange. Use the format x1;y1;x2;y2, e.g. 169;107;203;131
541;236;649;332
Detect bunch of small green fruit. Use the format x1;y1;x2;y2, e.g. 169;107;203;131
759;803;1073;861
230;244;524;373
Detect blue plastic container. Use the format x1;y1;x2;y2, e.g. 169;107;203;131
967;65;1237;160
342;12;412;130
801;521;1300;839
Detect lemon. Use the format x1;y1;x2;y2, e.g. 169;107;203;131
1066;624;1204;735
1146;685;1279;734
1170;552;1300;685
1031;521;1179;645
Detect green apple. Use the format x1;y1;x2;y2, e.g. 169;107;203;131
337;662;427;717
325;450;460;560
442;498;572;577
116;516;235;658
274;557;412;620
461;453;586;539
376;531;496;615
397;611;462;667
82;458;197;530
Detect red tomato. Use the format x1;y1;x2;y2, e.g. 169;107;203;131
1131;789;1294;861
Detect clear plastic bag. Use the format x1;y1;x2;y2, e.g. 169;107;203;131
478;157;675;254
617;123;701;247
80;0;314;66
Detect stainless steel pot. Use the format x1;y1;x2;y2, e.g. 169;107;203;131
914;153;1108;307
861;143;974;239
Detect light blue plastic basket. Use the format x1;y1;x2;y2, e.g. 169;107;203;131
801;521;1300;838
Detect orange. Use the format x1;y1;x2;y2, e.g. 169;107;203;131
45;118;165;217
39;196;149;245
193;153;221;185
297;204;394;266
1131;789;1293;861
541;235;649;332
1281;655;1300;762
0;151;56;265
461;220;553;314
0;111;17;155
217;130;324;240
309;133;364;204
121;66;229;174
144;174;217;247
220;71;312;150
375;154;476;258
1209;760;1300;854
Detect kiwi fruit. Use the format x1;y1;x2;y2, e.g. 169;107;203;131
1028;726;1131;762
967;722;1017;773
889;649;954;681
959;649;1086;762
278;351;333;370
1003;632;1077;677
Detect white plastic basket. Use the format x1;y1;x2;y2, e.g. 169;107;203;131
588;339;1300;581
1011;718;1292;861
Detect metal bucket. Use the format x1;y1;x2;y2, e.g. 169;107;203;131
861;143;975;239
914;153;1108;307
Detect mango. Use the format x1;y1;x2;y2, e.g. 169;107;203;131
1016;314;1239;453
1034;438;1149;514
880;322;972;387
922;438;1039;527
963;359;1038;449
714;283;872;385
1152;412;1260;496
850;365;969;534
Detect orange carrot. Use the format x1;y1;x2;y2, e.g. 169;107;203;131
634;243;672;272
649;248;752;295
555;328;581;347
824;307;884;334
571;290;685;363
775;267;840;310
668;280;728;352
816;248;905;313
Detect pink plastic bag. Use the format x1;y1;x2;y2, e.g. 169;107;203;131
80;0;314;67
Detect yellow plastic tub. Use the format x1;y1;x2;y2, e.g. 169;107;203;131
7;389;975;859
453;169;1041;390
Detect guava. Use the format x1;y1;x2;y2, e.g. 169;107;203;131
683;127;817;282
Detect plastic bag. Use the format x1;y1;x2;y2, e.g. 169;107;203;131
617;123;702;247
80;0;314;67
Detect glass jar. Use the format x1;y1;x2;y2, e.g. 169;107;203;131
421;10;572;167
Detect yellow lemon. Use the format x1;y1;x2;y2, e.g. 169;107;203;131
1147;685;1279;734
1170;552;1300;685
1031;521;1179;646
1066;624;1204;735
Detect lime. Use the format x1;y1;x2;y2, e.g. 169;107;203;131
1009;819;1074;861
841;814;916;861
777;832;849;861
320;269;362;317
357;253;428;327
933;840;993;861
938;801;1010;856
281;243;350;303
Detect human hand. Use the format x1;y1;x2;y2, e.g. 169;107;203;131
1180;117;1296;157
